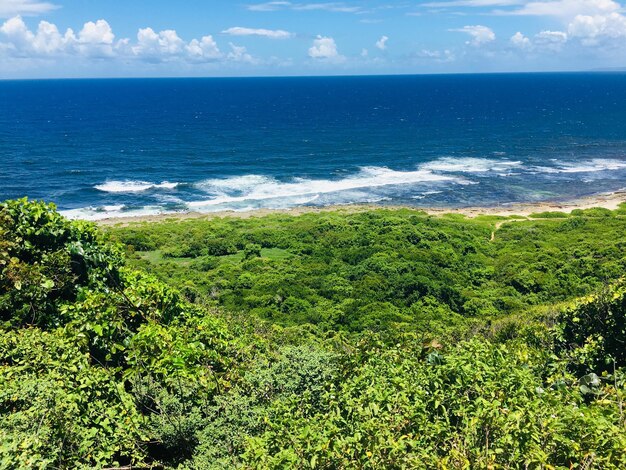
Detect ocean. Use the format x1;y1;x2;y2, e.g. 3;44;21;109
2;73;626;220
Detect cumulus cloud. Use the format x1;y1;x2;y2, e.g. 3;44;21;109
499;1;626;48
186;35;221;60
428;0;626;45
79;20;114;44
222;26;293;39
132;27;185;58
509;29;570;51
568;12;626;43
308;35;341;59
510;31;531;48
451;25;496;45
534;29;568;50
375;35;388;50
0;16;260;64
0;0;58;18
227;42;255;63
0;15;115;57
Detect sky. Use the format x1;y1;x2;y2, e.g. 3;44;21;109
1;0;626;78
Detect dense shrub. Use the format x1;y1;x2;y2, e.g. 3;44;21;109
0;200;240;468
4;199;626;468
557;280;626;372
244;339;626;469
0;198;122;328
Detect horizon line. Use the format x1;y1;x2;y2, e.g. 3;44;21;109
2;69;626;82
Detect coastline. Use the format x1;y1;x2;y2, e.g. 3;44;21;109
95;190;626;226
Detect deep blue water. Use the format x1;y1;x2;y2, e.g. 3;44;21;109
2;73;626;219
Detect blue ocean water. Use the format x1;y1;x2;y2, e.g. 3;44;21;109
2;73;626;219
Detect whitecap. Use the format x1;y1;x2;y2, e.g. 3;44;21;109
189;166;465;208
533;159;626;174
94;180;179;193
419;157;523;174
61;205;166;221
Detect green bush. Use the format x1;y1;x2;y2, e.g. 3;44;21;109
4;199;626;468
557;280;626;372
243;339;626;469
0;198;122;328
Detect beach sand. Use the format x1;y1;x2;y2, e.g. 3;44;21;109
95;190;626;227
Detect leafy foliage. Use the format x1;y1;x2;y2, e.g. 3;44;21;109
244;339;626;469
113;208;626;334
557;279;626;372
3;199;626;468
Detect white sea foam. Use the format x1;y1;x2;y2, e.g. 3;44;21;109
419;157;523;173
189;166;464;208
411;190;444;200
61;205;168;221
102;205;125;212
530;159;626;175
94;180;179;193
551;159;626;174
64;166;470;220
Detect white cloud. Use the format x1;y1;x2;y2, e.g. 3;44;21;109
0;15;112;56
132;27;185;59
451;25;496;45
0;0;58;18
510;31;531;48
0;16;259;64
534;29;568;50
186;35;221;60
417;48;456;61
247;2;362;13
496;0;626;47
247;1;293;11
222;26;293;39
568;13;626;42
0;16;78;57
308;35;340;59
428;0;626;43
423;0;523;6
506;0;620;18
31;20;63;53
509;29;571;51
79;20;114;45
535;30;568;42
227;42;255;63
361;48;368;57
296;3;361;13
375;35;388;50
0;15;33;50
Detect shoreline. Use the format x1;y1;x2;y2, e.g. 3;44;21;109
95;190;626;226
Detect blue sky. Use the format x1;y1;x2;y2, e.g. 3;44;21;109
1;0;626;78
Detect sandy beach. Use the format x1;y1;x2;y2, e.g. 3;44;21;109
94;190;626;226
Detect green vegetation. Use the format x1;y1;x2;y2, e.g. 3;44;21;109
1;199;626;468
116;208;626;334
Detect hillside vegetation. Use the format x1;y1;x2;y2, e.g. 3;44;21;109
1;198;626;469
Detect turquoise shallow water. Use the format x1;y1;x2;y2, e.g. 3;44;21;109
2;73;626;219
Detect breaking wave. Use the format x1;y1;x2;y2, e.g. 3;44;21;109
94;180;179;193
189;166;466;208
